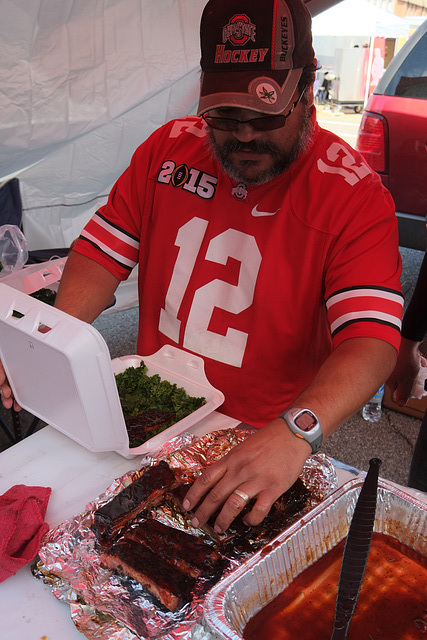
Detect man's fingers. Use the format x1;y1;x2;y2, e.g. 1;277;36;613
232;488;250;505
182;421;307;532
189;484;252;532
0;385;12;409
186;476;278;533
0;385;22;411
241;494;273;527
212;490;274;533
210;489;252;533
393;380;415;406
183;464;254;530
0;363;14;409
182;462;226;513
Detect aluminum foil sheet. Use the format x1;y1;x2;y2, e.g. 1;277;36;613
202;478;427;640
33;428;338;640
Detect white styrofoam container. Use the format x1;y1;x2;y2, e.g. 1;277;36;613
111;351;225;453
0;256;67;293
0;283;224;457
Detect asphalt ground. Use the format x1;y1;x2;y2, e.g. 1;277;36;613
0;247;425;491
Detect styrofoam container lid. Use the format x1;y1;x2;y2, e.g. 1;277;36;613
0;256;67;293
0;283;224;458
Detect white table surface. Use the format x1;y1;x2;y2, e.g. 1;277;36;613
0;412;240;640
0;415;425;640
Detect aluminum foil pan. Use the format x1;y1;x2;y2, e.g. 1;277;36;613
202;478;427;640
32;428;337;640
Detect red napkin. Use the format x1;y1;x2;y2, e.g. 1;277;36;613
0;484;51;583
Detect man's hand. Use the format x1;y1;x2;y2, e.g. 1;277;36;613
183;418;311;534
0;361;21;411
183;337;397;533
387;337;424;406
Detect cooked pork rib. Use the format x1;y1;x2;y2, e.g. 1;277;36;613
124;519;224;579
94;459;311;613
100;539;195;611
92;461;178;543
125;409;176;446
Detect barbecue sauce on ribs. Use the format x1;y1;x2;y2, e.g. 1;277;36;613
100;539;195;611
94;460;311;612
92;460;178;543
125;409;176;447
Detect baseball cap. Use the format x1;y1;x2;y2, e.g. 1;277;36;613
198;0;315;116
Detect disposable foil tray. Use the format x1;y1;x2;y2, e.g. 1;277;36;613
0;283;224;458
203;478;427;640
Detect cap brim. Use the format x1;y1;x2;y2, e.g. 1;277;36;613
197;68;303;116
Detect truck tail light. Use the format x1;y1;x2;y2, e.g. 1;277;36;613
356;112;388;174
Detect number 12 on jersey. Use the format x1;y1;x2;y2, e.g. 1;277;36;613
159;217;261;367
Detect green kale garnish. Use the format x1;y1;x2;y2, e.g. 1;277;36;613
115;360;206;425
30;288;57;306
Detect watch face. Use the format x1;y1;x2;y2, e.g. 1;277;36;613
295;411;317;432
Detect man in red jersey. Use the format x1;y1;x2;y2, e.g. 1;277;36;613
1;0;403;532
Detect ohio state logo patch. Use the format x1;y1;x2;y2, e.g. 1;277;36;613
231;183;248;200
222;14;256;46
254;81;278;105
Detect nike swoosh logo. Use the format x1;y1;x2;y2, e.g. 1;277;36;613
251;205;280;217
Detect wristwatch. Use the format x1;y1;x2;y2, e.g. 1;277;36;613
279;407;323;454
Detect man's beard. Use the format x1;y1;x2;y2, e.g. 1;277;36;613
206;104;313;186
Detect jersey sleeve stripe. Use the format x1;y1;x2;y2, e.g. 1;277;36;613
327;296;403;325
79;212;140;269
326;285;403;341
92;212;140;246
330;310;402;335
79;233;136;270
331;318;402;339
326;286;404;308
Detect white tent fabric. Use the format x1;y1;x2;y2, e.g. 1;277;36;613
0;0;411;311
312;0;411;38
0;0;207;310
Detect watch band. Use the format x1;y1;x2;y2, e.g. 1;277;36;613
279;407;323;454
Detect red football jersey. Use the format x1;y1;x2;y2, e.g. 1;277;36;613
73;112;403;427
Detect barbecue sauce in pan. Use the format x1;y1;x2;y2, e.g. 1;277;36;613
243;533;427;640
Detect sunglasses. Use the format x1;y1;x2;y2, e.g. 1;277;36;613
202;87;306;133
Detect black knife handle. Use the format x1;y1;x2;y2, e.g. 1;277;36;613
331;457;382;640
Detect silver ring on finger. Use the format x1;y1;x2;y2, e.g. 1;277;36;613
233;489;250;504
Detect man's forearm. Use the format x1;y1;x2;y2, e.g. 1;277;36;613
293;336;397;440
54;251;120;323
181;336;397;533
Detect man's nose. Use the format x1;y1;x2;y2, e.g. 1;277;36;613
233;122;262;143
